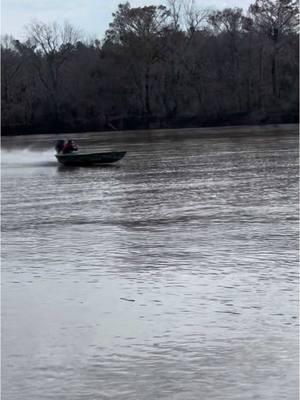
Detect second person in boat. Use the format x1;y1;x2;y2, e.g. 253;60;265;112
62;139;79;154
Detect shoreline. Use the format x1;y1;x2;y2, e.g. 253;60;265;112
2;111;299;137
1;124;298;150
2;121;299;139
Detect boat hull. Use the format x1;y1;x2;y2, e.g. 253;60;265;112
55;151;126;166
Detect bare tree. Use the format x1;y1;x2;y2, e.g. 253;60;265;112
183;0;209;37
1;35;22;103
249;0;299;97
24;20;81;124
105;3;172;122
167;0;182;31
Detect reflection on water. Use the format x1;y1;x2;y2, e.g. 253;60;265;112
2;125;299;400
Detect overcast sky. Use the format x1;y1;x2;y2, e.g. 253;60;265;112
1;0;252;40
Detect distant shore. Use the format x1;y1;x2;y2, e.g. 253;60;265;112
2;111;298;137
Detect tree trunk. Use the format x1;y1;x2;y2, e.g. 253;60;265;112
258;45;264;110
145;68;150;115
144;66;150;128
271;54;277;98
3;69;9;102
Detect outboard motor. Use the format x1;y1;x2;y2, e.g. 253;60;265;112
55;140;65;154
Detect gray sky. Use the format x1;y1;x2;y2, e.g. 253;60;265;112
1;0;252;40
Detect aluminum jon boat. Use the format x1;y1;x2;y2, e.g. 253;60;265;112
55;151;126;166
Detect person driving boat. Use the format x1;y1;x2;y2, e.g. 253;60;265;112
55;139;65;154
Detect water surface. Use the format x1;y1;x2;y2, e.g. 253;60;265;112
2;125;299;400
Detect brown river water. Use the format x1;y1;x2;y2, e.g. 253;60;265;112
1;125;299;399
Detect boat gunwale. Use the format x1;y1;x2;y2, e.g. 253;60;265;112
55;151;126;157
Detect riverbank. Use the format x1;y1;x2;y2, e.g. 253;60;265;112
2;110;298;136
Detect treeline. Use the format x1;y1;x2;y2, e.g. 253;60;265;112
1;0;299;135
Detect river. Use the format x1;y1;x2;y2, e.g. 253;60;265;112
1;125;299;400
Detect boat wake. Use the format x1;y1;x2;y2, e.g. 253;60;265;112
1;148;56;167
